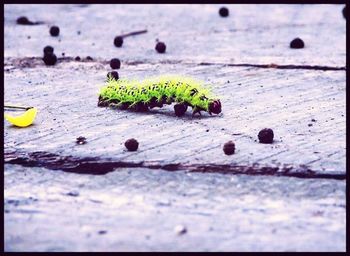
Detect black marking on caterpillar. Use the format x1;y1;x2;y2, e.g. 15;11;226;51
98;75;222;117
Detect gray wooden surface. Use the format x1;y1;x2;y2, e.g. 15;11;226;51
4;164;346;252
4;4;346;252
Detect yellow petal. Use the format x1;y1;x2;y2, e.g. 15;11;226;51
4;107;38;127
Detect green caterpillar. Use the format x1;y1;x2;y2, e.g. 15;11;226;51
98;75;222;116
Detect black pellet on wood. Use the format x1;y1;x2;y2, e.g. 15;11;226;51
125;138;139;151
114;36;123;47
50;26;60;37
219;7;229;17
155;42;166;53
43;53;57;66
43;45;54;55
290;38;304;49
258;128;274;144
110;58;121;69
223;141;235;155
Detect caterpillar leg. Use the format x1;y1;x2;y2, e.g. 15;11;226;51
174;103;188;117
119;103;130;110
134;102;149;112
192;107;202;117
97;96;109;107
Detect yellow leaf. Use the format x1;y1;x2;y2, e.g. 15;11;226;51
4;107;38;127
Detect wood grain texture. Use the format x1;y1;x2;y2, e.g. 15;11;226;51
4;165;346;252
4;62;346;177
4;4;346;66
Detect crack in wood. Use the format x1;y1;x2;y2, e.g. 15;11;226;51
198;62;346;71
4;150;345;180
4;57;346;71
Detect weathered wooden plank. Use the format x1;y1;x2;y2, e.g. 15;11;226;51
4;164;346;252
4;62;346;176
4;4;346;66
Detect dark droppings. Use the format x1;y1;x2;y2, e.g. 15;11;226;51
258;128;274;144
75;56;81;61
125;138;139;151
16;16;43;25
290;38;304;49
155;42;166;53
16;16;31;25
43;45;54;55
223;141;235;155
49;26;60;37
86;56;93;61
219;7;229;17
114;36;123;47
110;58;121;69
43;53;57;66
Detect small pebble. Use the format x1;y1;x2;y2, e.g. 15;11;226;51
75;56;81;61
76;136;87;145
43;45;54;55
61;52;65;56
125;138;139;151
155;42;166;53
66;191;79;197
110;58;121;69
290;38;304;49
98;230;107;235
77;30;81;35
50;26;60;37
174;225;187;235
27;36;31;39
219;7;229;17
114;36;123;47
223;141;235;155
42;53;57;66
258;128;274;144
107;71;119;80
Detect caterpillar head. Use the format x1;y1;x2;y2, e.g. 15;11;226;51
208;99;221;115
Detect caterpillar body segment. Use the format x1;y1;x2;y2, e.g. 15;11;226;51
98;75;222;117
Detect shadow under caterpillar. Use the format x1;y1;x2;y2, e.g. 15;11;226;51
98;75;222;117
